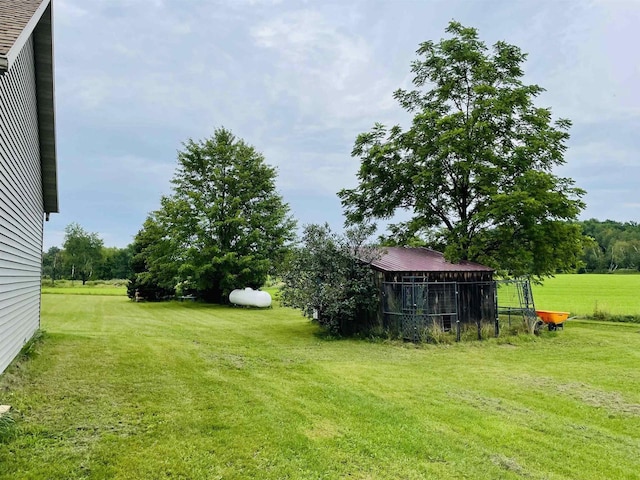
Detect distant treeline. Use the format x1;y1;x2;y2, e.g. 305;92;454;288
579;219;640;272
42;219;638;283
42;244;133;283
42;223;134;284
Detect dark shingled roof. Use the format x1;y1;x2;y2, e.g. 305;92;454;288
0;0;47;64
370;247;493;273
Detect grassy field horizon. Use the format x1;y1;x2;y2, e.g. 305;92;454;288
1;294;639;478
40;273;640;319
531;273;640;318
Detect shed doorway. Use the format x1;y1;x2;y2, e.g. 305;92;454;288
383;278;459;340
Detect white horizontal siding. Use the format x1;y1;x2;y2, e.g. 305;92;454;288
0;35;44;375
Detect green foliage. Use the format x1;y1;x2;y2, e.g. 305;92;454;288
62;223;104;285
419;321;501;344
127;215;177;301
43;239;132;283
280;223;380;336
419;322;453;344
41;246;63;285
497;317;531;337
0;412;16;444
591;311;640;324
339;21;586;279
96;246;133;280
579;219;640;272
129;128;296;303
16;329;45;361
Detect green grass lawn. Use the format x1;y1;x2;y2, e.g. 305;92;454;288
532;274;640;317
1;295;639;479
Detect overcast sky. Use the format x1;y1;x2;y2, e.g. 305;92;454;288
44;0;640;249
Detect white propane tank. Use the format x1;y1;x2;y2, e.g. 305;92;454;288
229;287;272;308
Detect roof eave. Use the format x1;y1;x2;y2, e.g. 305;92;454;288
372;266;494;274
33;2;58;214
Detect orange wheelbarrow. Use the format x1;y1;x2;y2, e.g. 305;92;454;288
535;310;570;331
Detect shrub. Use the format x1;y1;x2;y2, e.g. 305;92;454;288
127;273;175;301
592;305;640;324
0;412;17;444
281;224;380;336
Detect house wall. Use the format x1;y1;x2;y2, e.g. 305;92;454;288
0;35;44;374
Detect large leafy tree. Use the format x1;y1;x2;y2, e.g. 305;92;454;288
339;21;586;278
62;223;104;285
131;128;296;302
127;215;176;300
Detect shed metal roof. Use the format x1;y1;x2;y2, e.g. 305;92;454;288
370;247;493;273
0;0;57;214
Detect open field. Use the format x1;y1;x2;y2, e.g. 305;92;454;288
39;274;640;319
41;285;127;296
1;295;639;479
42;280;127;297
532;274;640;318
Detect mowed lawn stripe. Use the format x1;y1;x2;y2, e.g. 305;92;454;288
0;295;639;479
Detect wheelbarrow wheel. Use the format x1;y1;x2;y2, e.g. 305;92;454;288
534;320;544;335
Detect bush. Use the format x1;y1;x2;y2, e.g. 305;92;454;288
281;224;380;336
592;306;640;324
18;330;45;361
127;273;175;301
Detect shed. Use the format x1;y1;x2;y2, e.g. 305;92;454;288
0;0;58;374
370;247;496;339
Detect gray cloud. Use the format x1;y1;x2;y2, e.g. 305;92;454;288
44;0;640;249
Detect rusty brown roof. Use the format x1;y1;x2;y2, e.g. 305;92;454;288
370;247;493;273
0;0;48;65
